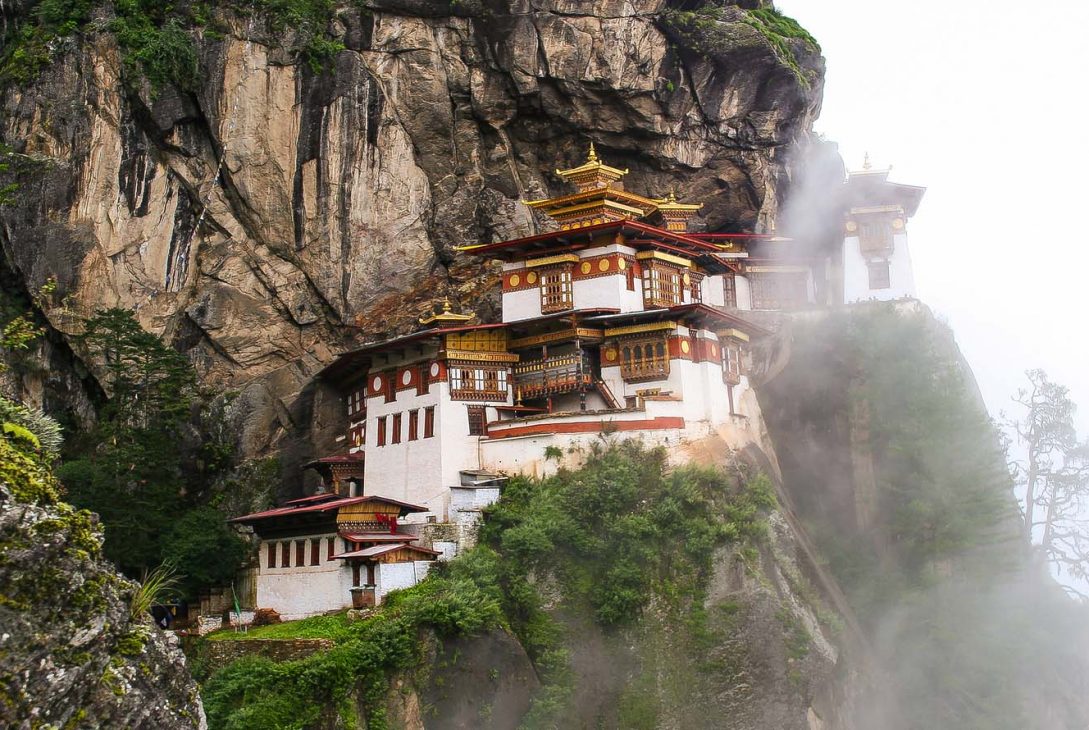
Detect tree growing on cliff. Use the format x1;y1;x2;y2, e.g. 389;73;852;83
57;308;246;590
1008;369;1089;598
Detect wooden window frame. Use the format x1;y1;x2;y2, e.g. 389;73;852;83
327;536;335;561
859;219;893;255
376;415;387;447
417;364;430;396
723;342;742;386
689;272;704;304
449;364;509;402
267;542;277;569
539;265;574;313
281;541;291;568
625;263;636;291
310;538;320;566
642;262;683;309
383;372;396;403
408;409;419;441
391;413;402;444
723;273;737;308
295;540;305;567
749;272;808;311
618;334;671;383
467;405;487;436
424;406;435;438
867;259;891;290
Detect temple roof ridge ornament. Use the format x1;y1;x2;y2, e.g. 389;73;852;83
419;296;474;326
552;141;630;192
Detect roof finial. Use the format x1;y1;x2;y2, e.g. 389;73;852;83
587;141;598;163
862;152;872;170
441;296;452;313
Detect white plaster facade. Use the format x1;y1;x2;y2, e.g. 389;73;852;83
255;531;352;621
842;230;917;303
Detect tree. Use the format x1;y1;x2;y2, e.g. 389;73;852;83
1008;369;1089;598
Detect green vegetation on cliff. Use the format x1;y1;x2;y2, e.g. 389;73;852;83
761;303;1089;729
1;0;345;88
201;441;779;729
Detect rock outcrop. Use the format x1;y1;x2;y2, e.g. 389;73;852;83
0;438;205;729
1;0;822;459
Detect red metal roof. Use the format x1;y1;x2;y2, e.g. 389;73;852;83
333;543;442;560
230;495;430;524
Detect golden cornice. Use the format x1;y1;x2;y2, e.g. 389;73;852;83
524;187;660;214
605;321;677;337
716;328;750;343
525;253;580;268
509;328;604;349
635;250;693;268
443;350;521;363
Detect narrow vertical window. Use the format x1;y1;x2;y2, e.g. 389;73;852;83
295;540;305;566
723;274;737;308
310;538;320;566
376;416;387;446
391;413;402;444
281;541;291;568
467;405;487;436
327;536;335;560
417;364;430;395
384;373;395;403
267;542;277;569
424;406;436;438
409;409;419;441
626;263;636;291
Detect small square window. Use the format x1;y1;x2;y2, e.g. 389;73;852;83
868;260;891;290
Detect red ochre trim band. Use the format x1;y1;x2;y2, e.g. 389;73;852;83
486;416;685;440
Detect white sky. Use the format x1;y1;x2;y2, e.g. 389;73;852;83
776;0;1089;437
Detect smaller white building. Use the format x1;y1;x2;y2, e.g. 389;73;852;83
840;164;926;304
230;494;440;620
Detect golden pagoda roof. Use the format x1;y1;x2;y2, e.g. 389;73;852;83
553;142;629;191
654;190;703;213
419;297;474;325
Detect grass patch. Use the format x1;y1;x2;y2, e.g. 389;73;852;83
206;612;355;642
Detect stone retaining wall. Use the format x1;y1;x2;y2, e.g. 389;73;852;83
199;638;336;674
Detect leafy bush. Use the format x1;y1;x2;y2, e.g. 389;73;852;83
203;442;778;727
0;396;64;457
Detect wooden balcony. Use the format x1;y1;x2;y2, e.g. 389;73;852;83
513;354;593;400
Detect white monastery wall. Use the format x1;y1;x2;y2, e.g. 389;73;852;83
703;275;726;307
502;288;541;322
842;232;917;303
255;532;352;620
735;275;752;310
572;274;629;312
375;561;432;603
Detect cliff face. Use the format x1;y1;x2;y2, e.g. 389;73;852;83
0;0;822;457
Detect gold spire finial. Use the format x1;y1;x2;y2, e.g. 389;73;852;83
862;152;872;170
587;141;598;163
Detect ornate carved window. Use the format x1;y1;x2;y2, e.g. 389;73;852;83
539;266;574;313
689;272;704;304
867;260;891;289
449;364;509;402
347;386;366;418
748;272;808;310
859;219;893;255
723;274;737;308
642;262;683;309
467;405;487;436
618;334;670;382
